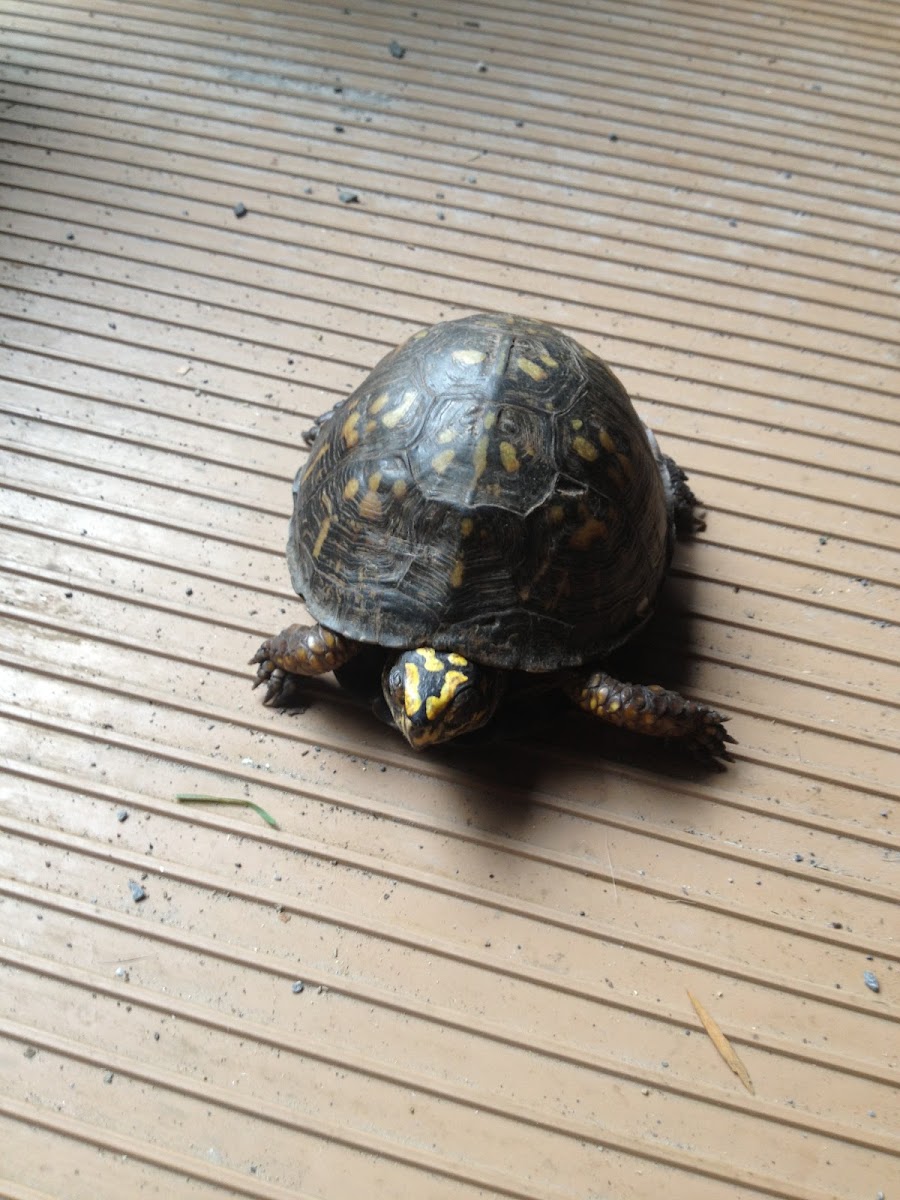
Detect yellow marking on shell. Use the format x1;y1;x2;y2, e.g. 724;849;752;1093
392;479;408;499
499;441;520;473
483;411;497;430
418;647;445;673
341;411;361;448
359;491;382;521
572;435;599;462
517;357;547;382
452;348;486;365
382;389;417;428
540;351;559;368
599;428;617;454
312;515;332;558
549;504;565;525
472;435;489;484
437;428;456;444
607;699;621;714
425;670;468;720
368;471;382;491
370;391;390;415
365;419;377;433
570;418;583;430
321;491;333;514
322;629;336;648
448;652;469;666
343;477;360;500
569;516;608;550
450;559;465;588
307;437;331;471
460;517;474;537
403;661;423;716
431;448;456;474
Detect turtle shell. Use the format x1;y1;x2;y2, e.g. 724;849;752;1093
288;313;674;671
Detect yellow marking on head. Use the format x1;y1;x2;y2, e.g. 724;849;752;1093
499;441;520;473
437;428;456;444
431;448;456;474
450;559;465;588
418;647;444;673
569;517;608;550
452;348;486;365
570;418;583;430
448;652;469;666
359;491;382;521
572;435;599;462
483;411;497;430
365;419;377;433
410;328;429;341
382;390;417;428
392;479;408;499
472;435;489;484
341;411;360;448
460;517;474;537
322;629;336;647
517;357;547;382
599;428;616;454
368;471;383;491
549;504;565;525
607;699;621;714
343;477;360;500
312;515;332;558
370;391;390;415
540;352;559;368
425;670;468;720
403;661;423;716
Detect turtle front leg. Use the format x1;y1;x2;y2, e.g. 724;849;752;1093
564;670;735;766
250;623;359;706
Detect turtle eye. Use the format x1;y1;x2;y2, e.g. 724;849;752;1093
387;666;404;694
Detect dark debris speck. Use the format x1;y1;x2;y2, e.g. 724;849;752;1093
116;809;129;822
128;880;147;902
388;40;406;59
338;188;360;204
292;980;305;994
233;202;248;218
863;970;880;993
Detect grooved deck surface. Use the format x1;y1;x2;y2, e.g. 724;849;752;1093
1;1;898;1197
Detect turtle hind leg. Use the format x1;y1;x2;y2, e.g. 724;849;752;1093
663;453;705;535
250;623;359;705
564;669;735;767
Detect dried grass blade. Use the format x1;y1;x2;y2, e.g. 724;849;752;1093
687;990;754;1094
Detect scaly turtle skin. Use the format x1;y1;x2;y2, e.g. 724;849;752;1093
252;313;734;763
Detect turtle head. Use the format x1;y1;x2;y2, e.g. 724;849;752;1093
382;648;503;749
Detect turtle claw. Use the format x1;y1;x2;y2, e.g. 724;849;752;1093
250;639;294;706
252;661;298;707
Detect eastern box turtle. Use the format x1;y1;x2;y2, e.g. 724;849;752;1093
252;313;734;763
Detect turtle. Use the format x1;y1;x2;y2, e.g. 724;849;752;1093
251;312;734;763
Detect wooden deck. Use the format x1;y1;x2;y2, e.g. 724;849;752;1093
1;1;897;1196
